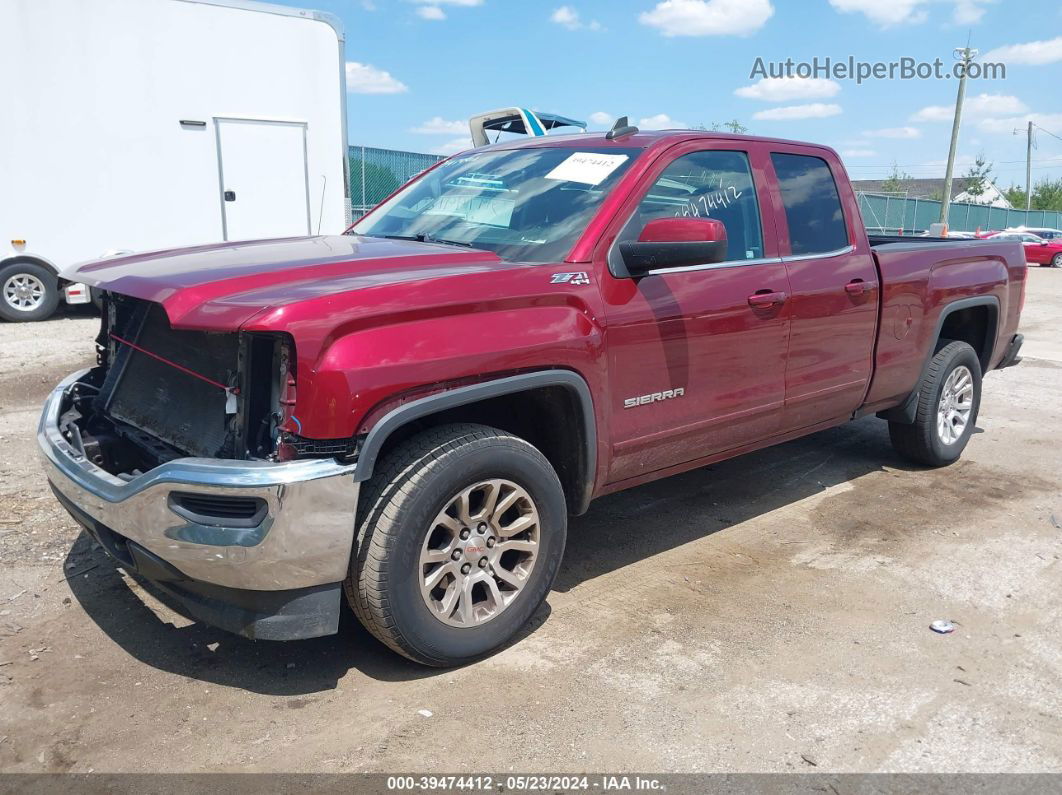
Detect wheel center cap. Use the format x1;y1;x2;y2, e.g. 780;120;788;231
460;531;488;560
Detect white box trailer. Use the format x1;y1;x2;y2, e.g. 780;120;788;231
0;0;347;321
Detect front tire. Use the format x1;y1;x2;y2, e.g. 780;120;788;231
1051;253;1062;268
888;341;982;467
345;423;567;666
0;261;60;322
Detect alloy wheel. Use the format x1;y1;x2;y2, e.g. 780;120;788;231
418;479;540;627
936;365;974;445
2;273;46;312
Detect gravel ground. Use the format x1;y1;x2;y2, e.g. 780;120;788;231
0;273;1059;774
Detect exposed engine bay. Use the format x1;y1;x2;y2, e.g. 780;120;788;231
57;293;294;478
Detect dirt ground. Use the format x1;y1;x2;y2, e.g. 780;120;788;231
1;271;1060;774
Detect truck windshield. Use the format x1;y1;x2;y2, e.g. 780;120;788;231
349;147;641;263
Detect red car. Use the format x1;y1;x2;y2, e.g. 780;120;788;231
40;128;1027;665
987;231;1062;267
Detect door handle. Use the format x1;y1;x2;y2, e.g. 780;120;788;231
748;290;787;308
845;279;869;295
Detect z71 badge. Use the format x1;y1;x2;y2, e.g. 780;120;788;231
550;271;590;285
624;388;685;409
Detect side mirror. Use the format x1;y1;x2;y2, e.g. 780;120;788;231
619;218;728;277
1041;241;1049;246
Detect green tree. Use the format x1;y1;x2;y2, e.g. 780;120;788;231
1004;179;1062;211
711;119;748;134
962;153;993;199
1032;178;1062;211
880;161;912;194
1004;185;1027;208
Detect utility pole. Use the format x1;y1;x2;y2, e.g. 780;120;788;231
939;45;978;226
1025;121;1033;212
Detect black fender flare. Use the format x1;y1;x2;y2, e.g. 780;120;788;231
877;295;999;424
352;369;598;513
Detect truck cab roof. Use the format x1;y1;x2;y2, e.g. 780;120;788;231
470;128;842;158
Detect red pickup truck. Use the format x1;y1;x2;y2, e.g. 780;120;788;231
39;129;1026;666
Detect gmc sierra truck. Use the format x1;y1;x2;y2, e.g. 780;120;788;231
39;128;1026;666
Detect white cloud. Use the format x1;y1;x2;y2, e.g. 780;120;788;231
862;126;921;139
411;117;467;135
841;149;877;158
734;77;841;102
416;5;446;20
345;62;408;94
638;113;689;129
639;0;774;37
978;113;1062;136
982;36;1062;66
827;0;928;27
550;6;602;30
952;0;994;24
910;93;1028;122
588;111;614;126
829;0;995;27
430;137;472;156
752;103;842;121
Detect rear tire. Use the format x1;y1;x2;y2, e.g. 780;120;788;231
888;341;982;467
345;423;567;666
0;261;59;322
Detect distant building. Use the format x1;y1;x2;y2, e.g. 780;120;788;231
851;177;1012;209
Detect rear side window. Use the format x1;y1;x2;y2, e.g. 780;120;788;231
771;153;849;255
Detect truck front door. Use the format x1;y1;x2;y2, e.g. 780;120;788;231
599;143;791;486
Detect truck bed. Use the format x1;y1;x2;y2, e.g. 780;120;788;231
868;234;951;246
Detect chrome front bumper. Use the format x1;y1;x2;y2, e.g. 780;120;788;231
38;370;361;592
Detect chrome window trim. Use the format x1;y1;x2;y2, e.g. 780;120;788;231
641;244;855;276
645;256;783;276
782;244;856;263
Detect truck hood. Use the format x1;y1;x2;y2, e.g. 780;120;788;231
72;235;508;329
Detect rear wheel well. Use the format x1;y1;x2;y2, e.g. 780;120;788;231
368;386;591;515
938;303;995;372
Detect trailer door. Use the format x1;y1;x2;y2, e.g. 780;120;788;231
216;118;311;241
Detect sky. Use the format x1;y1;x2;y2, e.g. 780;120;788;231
274;0;1062;187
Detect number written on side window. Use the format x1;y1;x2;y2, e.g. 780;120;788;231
771;153;849;256
621;150;765;263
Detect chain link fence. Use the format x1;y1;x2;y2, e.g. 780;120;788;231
348;145;445;220
344;148;1062;235
858;192;1062;235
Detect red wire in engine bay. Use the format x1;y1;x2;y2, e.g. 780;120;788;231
110;333;240;396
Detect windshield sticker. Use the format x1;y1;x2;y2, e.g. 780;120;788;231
424;195;516;227
545;153;629;186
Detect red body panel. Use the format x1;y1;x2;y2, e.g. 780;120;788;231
70;130;1027;503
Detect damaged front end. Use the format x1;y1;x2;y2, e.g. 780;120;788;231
39;293;362;641
62;294;302;476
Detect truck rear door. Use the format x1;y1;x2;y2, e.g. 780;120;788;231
767;148;879;430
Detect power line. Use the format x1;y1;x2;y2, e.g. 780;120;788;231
1033;123;1062;144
